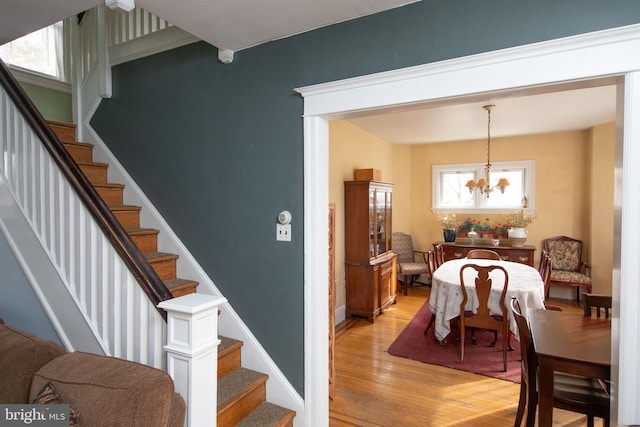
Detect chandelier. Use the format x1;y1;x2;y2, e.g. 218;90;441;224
465;104;510;197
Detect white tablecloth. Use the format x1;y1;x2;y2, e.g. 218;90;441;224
428;258;545;342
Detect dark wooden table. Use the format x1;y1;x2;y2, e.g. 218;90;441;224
528;309;611;427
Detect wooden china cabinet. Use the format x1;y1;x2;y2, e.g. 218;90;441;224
344;180;397;322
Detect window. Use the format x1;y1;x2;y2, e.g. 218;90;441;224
432;160;534;213
0;21;67;82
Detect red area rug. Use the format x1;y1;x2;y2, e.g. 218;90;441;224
387;299;522;383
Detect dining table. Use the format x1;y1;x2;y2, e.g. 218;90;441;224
428;258;546;342
528;308;611;427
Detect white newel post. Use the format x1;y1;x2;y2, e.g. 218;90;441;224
159;294;227;427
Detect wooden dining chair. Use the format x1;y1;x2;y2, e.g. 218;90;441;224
538;249;549;274
511;298;610;427
426;249;437;280
459;263;510;371
466;249;502;260
433;243;445;268
462;253;507;346
422;250;439;336
582;293;612;319
539;251;552;298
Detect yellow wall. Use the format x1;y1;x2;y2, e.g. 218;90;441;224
589;122;616;294
330;120;615;309
411;131;592;252
329;121;411;308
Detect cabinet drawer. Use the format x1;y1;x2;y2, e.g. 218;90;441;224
379;260;394;277
442;247;466;260
499;251;532;265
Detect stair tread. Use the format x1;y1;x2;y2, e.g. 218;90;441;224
110;205;142;212
164;277;198;290
77;160;109;167
217;368;267;409
94;183;125;189
237;402;295;427
219;336;243;357
63;140;94;149
128;227;160;236
145;252;179;262
48;120;76;129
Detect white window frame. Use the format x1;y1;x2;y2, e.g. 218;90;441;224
0;20;71;93
432;160;535;214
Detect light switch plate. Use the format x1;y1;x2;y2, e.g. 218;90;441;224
276;224;291;241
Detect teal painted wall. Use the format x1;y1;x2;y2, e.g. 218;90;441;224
0;79;69;342
0;232;62;344
90;0;640;395
20;82;72;123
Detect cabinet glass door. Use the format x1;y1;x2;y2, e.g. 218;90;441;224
369;189;376;257
376;190;387;255
386;191;392;250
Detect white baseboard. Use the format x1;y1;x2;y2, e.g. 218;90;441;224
335;304;346;325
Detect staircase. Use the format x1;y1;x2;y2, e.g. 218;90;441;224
48;121;295;426
49;121;199;298
218;337;295;426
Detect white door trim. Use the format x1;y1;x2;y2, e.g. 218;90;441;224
298;23;640;426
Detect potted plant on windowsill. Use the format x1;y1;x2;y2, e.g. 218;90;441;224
458;218;474;238
503;210;536;247
477;218;493;238
493;223;509;239
433;212;458;242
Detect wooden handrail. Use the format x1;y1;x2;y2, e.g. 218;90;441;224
0;59;171;319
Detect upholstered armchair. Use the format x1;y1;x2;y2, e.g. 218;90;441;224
392;232;429;295
543;236;592;302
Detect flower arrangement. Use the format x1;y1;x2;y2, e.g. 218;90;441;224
504;210;536;228
459;218;475;231
493;223;509;237
477;218;492;232
433;212;458;229
491;223;509;238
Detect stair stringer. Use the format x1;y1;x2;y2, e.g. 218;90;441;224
80;119;305;426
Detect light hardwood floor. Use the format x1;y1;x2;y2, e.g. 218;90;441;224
329;285;604;427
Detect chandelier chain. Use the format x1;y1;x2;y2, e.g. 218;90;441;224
486;105;492;170
465;103;508;197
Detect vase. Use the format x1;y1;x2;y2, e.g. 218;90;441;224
443;228;457;242
508;227;527;247
467;230;478;240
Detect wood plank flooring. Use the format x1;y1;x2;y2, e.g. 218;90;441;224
330;285;604;426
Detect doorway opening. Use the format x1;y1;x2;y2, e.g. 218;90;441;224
297;24;640;425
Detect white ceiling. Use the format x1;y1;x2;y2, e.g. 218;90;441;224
346;84;617;144
1;0;420;50
137;0;421;52
2;0;617;143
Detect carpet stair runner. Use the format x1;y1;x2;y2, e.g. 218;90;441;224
50;121;295;426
